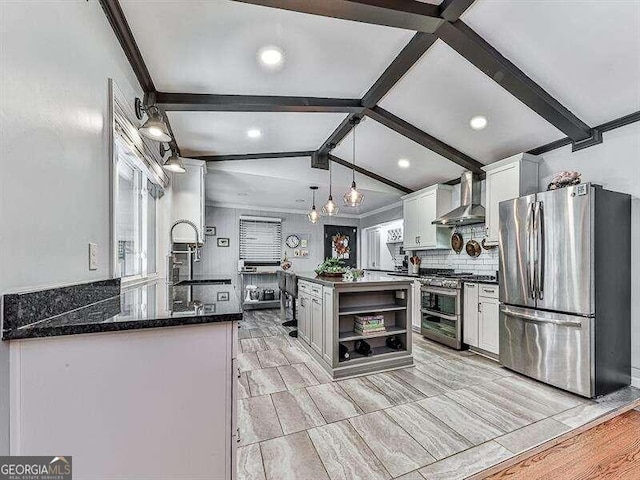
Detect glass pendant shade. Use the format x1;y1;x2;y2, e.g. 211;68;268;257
139;108;171;142
322;163;339;215
163;154;186;173
308;186;320;223
343;181;364;207
322;195;339;216
343;119;364;207
308;207;320;223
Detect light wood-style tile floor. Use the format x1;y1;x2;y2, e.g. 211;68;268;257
237;310;640;480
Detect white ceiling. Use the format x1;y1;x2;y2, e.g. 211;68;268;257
204;157;403;214
120;0;415;98
332;116;466;190
379;40;564;164
168;111;347;156
117;0;640;213
463;0;640;126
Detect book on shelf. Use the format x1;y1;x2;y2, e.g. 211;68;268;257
354;326;386;335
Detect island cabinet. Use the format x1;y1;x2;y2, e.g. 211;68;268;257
297;274;413;379
463;282;500;356
402;184;452;251
482;153;541;246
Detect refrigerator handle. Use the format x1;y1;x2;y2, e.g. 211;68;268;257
535;201;545;300
527;202;536;300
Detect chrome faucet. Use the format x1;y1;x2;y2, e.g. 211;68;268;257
170;219;201;246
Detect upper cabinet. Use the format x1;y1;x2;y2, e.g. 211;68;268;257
482;153;541;246
171;159;207;244
402;184;452;250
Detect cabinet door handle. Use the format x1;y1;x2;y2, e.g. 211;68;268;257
483;289;496;293
467;284;476;288
478;303;482;313
236;428;241;443
237;367;241;379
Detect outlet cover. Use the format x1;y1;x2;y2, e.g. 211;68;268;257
89;243;98;270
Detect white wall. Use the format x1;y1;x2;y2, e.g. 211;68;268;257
194;206;360;287
0;0;157;454
537;122;640;386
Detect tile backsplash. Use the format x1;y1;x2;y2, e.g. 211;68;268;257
409;224;499;275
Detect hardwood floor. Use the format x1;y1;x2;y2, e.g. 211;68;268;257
486;410;640;479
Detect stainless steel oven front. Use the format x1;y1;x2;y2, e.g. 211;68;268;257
420;285;463;349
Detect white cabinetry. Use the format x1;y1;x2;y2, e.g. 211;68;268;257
463;283;499;355
402;184;452;250
482;153;540;246
463;283;479;347
412;280;421;331
171;159;207;243
9;322;238;479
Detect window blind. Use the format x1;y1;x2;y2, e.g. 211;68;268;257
239;216;282;263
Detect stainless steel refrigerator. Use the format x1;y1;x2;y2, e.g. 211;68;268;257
498;183;631;398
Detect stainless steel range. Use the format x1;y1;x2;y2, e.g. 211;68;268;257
419;272;496;350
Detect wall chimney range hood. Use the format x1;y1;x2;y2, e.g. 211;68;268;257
432;171;485;226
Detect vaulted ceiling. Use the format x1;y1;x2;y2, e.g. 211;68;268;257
109;0;640;214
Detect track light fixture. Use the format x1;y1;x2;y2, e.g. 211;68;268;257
159;143;185;174
135;97;172;142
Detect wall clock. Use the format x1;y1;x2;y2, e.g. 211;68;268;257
285;234;300;248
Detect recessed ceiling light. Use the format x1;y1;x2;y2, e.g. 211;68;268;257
257;45;285;70
470;115;488;130
247;128;262;139
237;192;249;197
398;158;410;168
295;199;306;203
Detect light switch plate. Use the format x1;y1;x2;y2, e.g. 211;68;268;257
88;243;98;270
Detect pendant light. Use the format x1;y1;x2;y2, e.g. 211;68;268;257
322;161;339;216
135;98;172;142
343;118;364;207
308;186;320;224
159;144;186;173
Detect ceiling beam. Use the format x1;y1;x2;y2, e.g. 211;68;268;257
99;0;155;92
155;92;365;113
328;154;413;194
439;0;477;22
231;0;443;33
361;32;438;108
191;151;315;162
100;0;183;155
437;20;596;143
318;113;364;155
528;110;640;156
365;107;484;174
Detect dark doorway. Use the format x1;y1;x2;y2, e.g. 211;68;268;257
324;225;358;268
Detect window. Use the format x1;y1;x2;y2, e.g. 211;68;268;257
114;140;158;279
239;216;282;263
110;79;167;282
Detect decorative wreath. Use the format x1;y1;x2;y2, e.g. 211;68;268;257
332;233;350;257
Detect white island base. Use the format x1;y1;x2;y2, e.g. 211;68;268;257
296;273;414;379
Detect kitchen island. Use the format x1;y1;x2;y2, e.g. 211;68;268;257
295;271;414;379
2;279;241;479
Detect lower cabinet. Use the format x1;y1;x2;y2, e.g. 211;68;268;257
298;293;309;343
478;295;500;354
463;283;479;346
412;280;421;331
310;295;323;355
463;283;499;355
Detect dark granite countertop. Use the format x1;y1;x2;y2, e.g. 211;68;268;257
173;274;233;286
3;279;242;340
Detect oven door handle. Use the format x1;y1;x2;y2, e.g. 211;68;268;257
421;286;459;297
420;308;458;322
